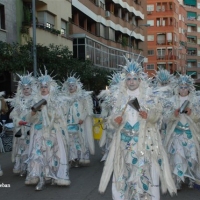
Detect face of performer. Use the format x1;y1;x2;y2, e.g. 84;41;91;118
68;83;77;93
40;85;49;96
179;84;189;97
126;74;140;91
23;86;32;96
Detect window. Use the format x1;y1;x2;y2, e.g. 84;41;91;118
198;62;200;67
198;26;200;32
148;50;154;55
37;11;55;28
0;4;5;30
100;24;105;38
100;0;105;10
147;35;154;41
179;14;181;20
146;64;154;70
61;20;68;36
147;5;154;11
157;34;166;44
147;20;154;26
179;28;181;33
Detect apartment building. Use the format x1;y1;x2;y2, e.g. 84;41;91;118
0;0;17;43
18;0;72;51
146;0;187;77
180;0;200;84
71;0;148;70
0;0;18;93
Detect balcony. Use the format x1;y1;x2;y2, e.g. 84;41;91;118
156;55;177;60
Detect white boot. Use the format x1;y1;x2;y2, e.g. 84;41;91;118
35;176;45;191
54;179;71;186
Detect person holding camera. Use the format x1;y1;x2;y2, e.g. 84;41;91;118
164;74;200;190
25;70;70;191
9;73;36;177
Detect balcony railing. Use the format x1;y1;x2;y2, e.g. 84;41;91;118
21;22;61;35
157;55;177;60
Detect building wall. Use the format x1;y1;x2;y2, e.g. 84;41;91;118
178;4;187;74
71;0;148;68
182;0;200;83
21;0;73;51
146;0;186;77
0;0;17;43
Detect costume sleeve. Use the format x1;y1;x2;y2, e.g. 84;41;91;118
10;108;22;128
146;102;162;124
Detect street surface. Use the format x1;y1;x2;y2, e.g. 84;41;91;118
0;141;199;200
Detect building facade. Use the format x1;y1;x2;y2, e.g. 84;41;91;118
146;0;187;77
180;0;200;84
19;0;73;51
0;0;17;43
71;0;148;70
0;0;18;94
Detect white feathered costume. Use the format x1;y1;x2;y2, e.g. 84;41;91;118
62;75;94;165
99;57;176;200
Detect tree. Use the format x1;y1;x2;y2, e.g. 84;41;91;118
0;41;111;92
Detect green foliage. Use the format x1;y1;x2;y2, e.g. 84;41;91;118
121;36;128;47
0;41;111;92
23;5;31;25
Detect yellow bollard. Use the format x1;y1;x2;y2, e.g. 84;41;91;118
93;117;103;140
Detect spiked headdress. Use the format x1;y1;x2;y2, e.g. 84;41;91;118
62;73;83;94
155;68;173;85
123;56;143;78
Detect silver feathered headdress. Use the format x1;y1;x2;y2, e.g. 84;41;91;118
175;74;195;92
123;56;143;77
17;72;34;88
38;68;58;93
155;68;173;85
62;73;83;93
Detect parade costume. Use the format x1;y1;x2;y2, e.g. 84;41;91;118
151;69;174;141
98;72;124;161
25;70;70;190
99;57;176;200
164;75;200;189
62;75;94;167
9;74;35;176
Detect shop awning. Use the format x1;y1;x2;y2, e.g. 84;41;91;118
187;59;197;62
187;71;197;75
187;11;197;18
187;23;196;26
184;0;196;6
187;35;197;38
187;47;197;51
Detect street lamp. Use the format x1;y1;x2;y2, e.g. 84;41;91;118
32;0;37;77
129;24;150;56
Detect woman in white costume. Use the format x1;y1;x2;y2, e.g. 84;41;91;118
10;73;36;176
164;74;200;189
99;57;176;200
25;70;70;190
62;75;94;167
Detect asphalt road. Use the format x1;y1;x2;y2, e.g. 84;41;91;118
0;141;199;200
